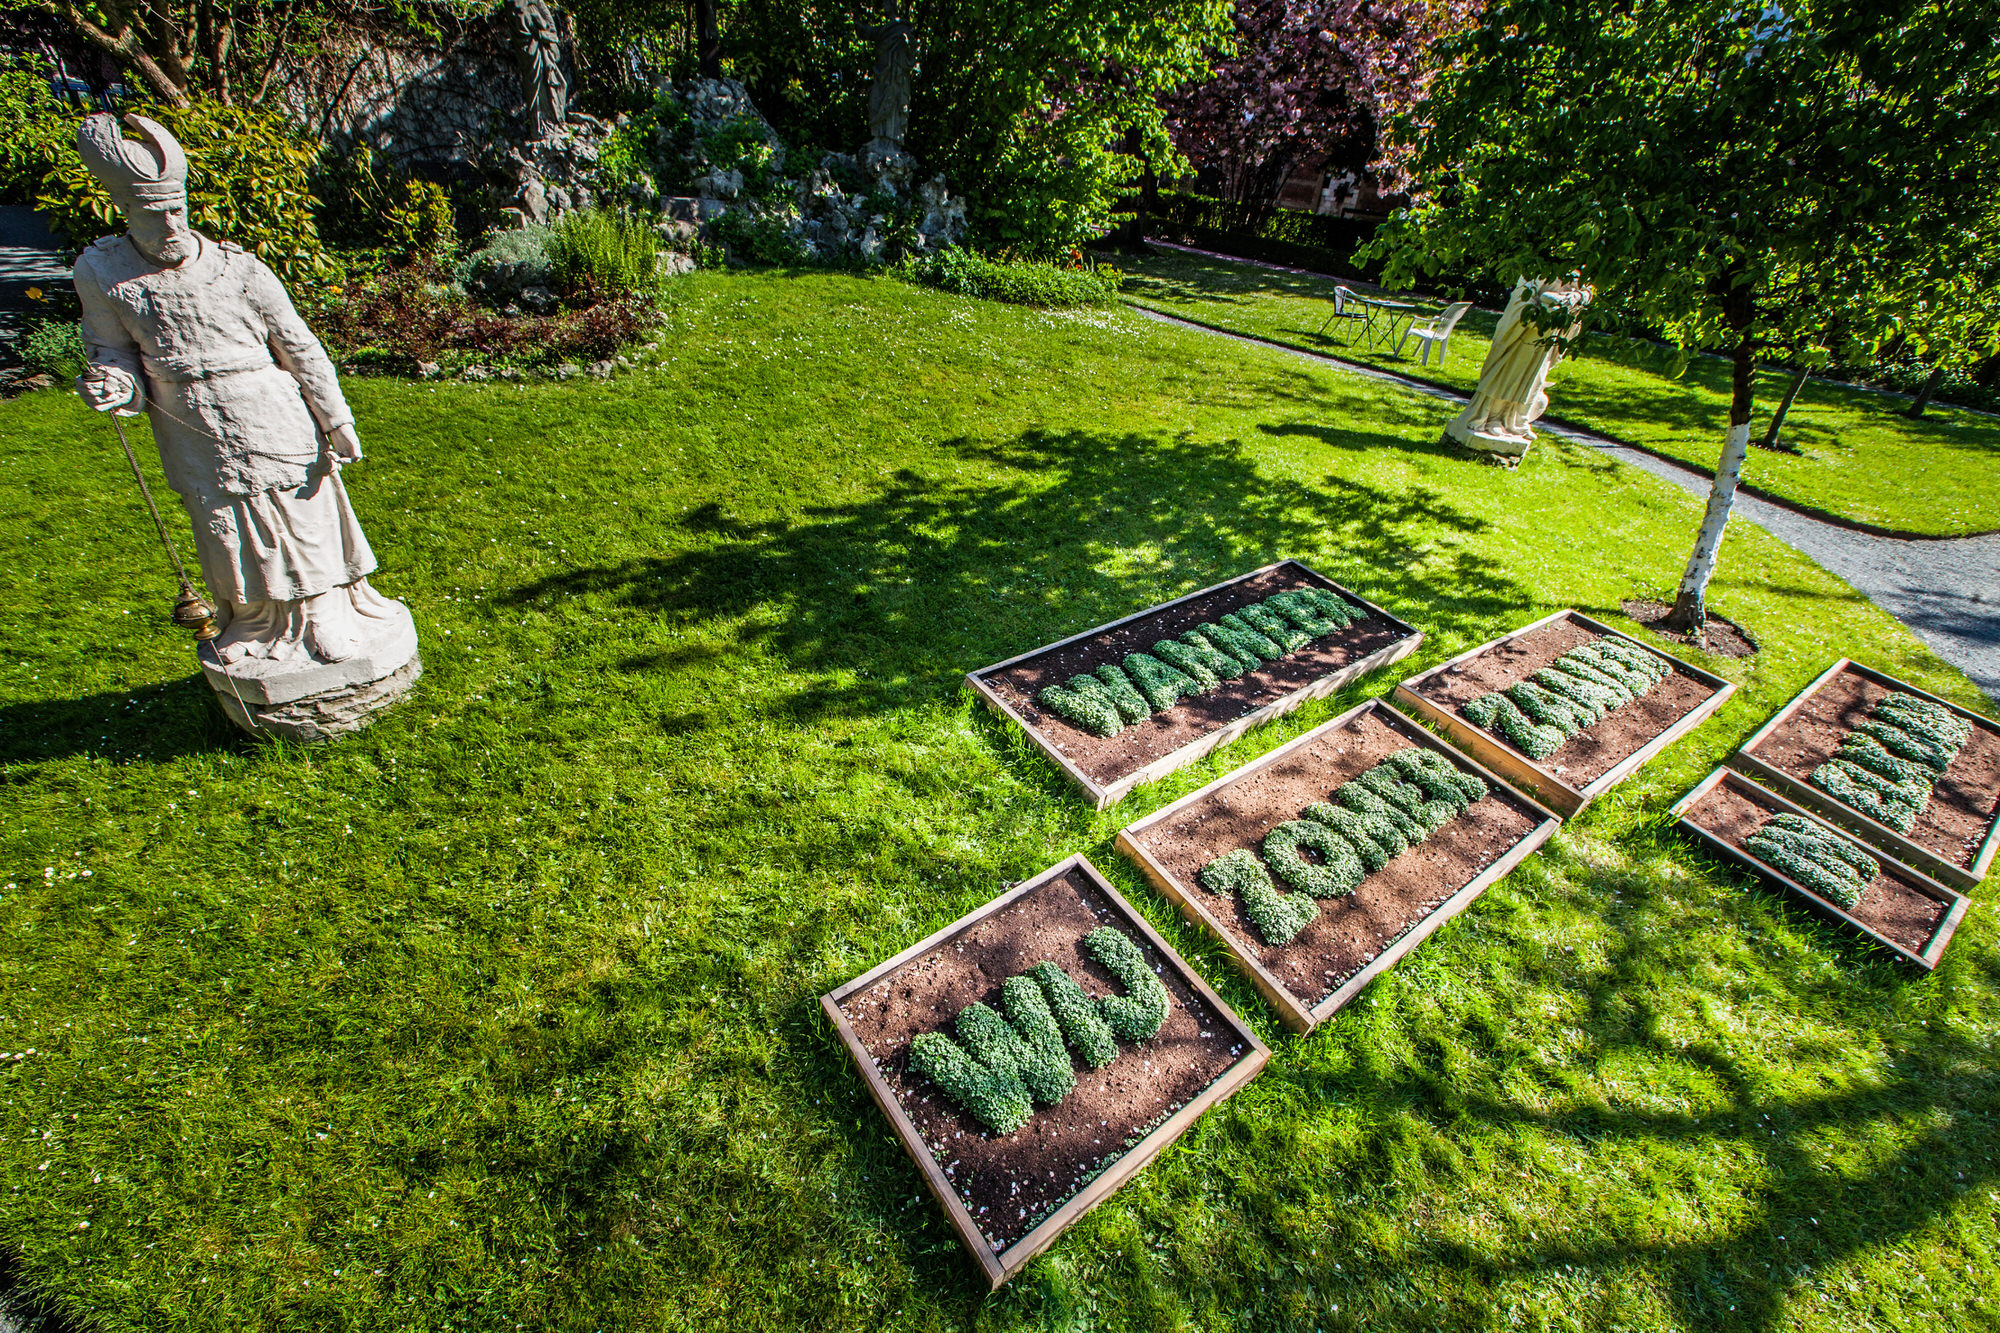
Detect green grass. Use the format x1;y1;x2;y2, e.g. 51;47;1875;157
1123;249;2000;536
3;270;1999;1332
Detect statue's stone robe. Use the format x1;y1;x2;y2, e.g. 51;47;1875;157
73;232;373;606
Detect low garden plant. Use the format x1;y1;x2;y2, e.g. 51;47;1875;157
1464;638;1672;761
907;928;1170;1133
1198;748;1488;944
1809;690;1974;832
898;248;1122;308
1745;813;1880;910
1034;588;1365;737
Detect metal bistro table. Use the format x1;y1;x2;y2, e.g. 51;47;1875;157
1357;297;1423;353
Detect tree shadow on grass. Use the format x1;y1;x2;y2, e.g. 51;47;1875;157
0;674;242;767
1258;833;1998;1332
501;426;1531;726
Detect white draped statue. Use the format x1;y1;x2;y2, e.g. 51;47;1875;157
71;113;419;739
1444;276;1593;460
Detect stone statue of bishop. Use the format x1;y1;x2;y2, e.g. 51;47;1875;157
70;113;419;740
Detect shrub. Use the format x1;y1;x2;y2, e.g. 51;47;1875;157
1808;690;1971;832
387;178;457;265
19;318;86;381
1464;637;1673;760
455;226;555;305
1199;848;1318;945
1201;747;1489;945
1745;813;1878;909
906;927;1168;1133
709;207;812;267
545;209;660;299
898;248;1121;307
1030;590;1372;739
32;99;331;286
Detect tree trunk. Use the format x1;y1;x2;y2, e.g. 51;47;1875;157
1905;365;1946;418
695;0;721;79
1665;331;1757;637
1758;365;1807;449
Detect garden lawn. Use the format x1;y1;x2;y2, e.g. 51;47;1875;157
3;269;1999;1333
1123;248;2000;536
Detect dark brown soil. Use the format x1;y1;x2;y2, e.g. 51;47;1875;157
1126;709;1546;1008
1620;599;1759;660
1741;665;2000;872
836;869;1246;1253
1684;779;1949;954
980;565;1414;787
1411;617;1723;788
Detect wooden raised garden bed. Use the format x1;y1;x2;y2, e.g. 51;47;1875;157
965;559;1421;810
1672;767;1968;969
1114;700;1559;1033
820;854;1269;1289
1393;609;1735;819
1728;659;2000;890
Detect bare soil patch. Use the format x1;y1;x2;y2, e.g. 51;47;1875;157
1621;598;1758;660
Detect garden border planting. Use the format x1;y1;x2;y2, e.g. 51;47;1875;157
819;854;1270;1290
1114;700;1560;1032
1393;609;1736;818
965;560;1422;810
1672;767;1968;969
1729;659;2000;890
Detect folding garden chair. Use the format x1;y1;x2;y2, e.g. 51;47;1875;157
1315;286;1370;341
1395;301;1473;366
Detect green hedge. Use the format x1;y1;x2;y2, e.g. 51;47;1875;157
1145;192;1382;282
898;248;1121;307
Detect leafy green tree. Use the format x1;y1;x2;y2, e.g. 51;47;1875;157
1371;0;2000;633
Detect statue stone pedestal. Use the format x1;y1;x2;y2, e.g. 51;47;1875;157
199;600;421;742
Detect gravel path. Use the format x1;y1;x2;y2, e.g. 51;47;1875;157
1132;304;2000;704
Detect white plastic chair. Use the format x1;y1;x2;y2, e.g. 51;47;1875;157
1315;285;1369;341
1396;301;1474;366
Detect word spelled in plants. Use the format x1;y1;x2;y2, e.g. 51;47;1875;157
1745;813;1880;911
1198;748;1488;945
1035;589;1368;738
1463;638;1671;761
1809;692;1973;833
907;928;1170;1134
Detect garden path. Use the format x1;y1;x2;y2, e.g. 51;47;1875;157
1131;304;2000;704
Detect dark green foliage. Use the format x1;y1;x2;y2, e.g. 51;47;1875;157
1839;732;1931;786
1199;848;1319;944
1301;802;1394;872
546;209;663;300
1082;927;1171;1041
1035;675;1124;737
1746;813;1879;910
1468;637;1672;760
1174;630;1249;679
1233;603;1311;652
1354;766;1457;838
1465;691;1565;760
20;319;86;381
908;1025;1035;1135
1199;617;1282;667
1263;819;1366;898
1027;961;1119;1068
1091;663;1154;724
1151;639;1222;691
1266;587;1364;635
898;250;1123;307
1810;691;1970;831
1334;783;1415;854
1383;747;1490;809
911;927;1165;1132
1123;651;1200;711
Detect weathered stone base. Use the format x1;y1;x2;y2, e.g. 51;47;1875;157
212;654;422;742
1442;425;1530;468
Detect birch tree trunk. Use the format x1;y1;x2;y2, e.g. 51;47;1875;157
1666;332;1756;635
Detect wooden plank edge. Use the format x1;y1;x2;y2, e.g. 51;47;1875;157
1391;607;1575;694
963;671;1111;809
1729;751;1976;891
1575;677;1739;805
1569;609;1736;692
1392;684;1585;818
1375;701;1567;826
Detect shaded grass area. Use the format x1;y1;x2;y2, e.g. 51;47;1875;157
1;270;1998;1332
1123;249;2000;537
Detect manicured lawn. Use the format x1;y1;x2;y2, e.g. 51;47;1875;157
2;270;1997;1332
1123;248;2000;537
